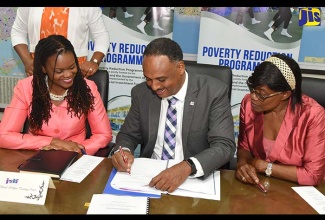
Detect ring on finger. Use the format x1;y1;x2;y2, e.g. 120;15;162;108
89;68;93;72
242;176;246;181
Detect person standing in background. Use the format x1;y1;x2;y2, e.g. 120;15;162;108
235;7;249;30
109;7;133;24
0;34;112;155
11;7;110;78
137;7;165;35
235;7;260;30
111;37;236;193
267;7;293;28
248;7;261;24
236;54;324;187
263;7;293;42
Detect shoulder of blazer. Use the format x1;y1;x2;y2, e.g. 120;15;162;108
188;72;227;92
132;81;153;96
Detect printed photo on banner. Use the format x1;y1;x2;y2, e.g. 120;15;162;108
94;7;174;141
101;7;174;37
197;7;304;146
203;7;302;43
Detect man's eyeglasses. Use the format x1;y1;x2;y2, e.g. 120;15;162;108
246;80;282;102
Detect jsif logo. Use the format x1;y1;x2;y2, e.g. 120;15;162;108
299;7;321;26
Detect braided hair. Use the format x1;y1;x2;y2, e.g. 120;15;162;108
29;34;95;135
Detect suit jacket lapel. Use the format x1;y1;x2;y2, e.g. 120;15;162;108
182;74;198;148
249;111;266;159
269;100;299;162
148;95;161;147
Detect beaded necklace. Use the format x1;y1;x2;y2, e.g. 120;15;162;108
45;76;68;101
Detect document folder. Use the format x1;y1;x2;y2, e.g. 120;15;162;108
18;150;78;179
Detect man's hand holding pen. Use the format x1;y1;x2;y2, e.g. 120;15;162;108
119;146;131;174
111;146;134;174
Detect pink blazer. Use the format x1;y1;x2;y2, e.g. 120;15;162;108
0;76;112;155
238;94;325;185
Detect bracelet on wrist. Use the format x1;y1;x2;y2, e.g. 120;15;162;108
113;147;131;155
91;58;99;66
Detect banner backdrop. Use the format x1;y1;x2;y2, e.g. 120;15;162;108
298;7;325;72
196;7;303;145
172;7;201;61
0;7;321;147
97;7;174;141
0;7;23;109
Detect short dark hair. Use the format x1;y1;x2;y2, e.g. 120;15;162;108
248;53;302;111
143;37;183;63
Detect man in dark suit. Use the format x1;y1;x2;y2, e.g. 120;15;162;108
111;37;235;193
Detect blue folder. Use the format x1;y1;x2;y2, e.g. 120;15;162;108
102;168;161;198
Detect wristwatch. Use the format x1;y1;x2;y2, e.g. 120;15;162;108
185;158;197;176
265;162;273;177
91;58;99;66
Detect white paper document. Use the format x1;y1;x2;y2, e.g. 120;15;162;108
292;186;325;214
60;155;104;183
169;171;220;200
87;194;149;214
110;158;220;200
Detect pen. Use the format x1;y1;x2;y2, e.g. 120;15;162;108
256;182;267;193
81;149;87;155
119;146;130;174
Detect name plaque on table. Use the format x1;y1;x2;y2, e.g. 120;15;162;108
0;171;55;205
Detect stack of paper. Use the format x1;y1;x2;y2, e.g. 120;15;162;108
108;158;221;200
87;194;149;214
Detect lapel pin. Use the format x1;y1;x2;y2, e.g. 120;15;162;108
190;101;195;106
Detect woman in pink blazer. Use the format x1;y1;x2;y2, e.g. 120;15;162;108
236;54;324;186
0;35;112;155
